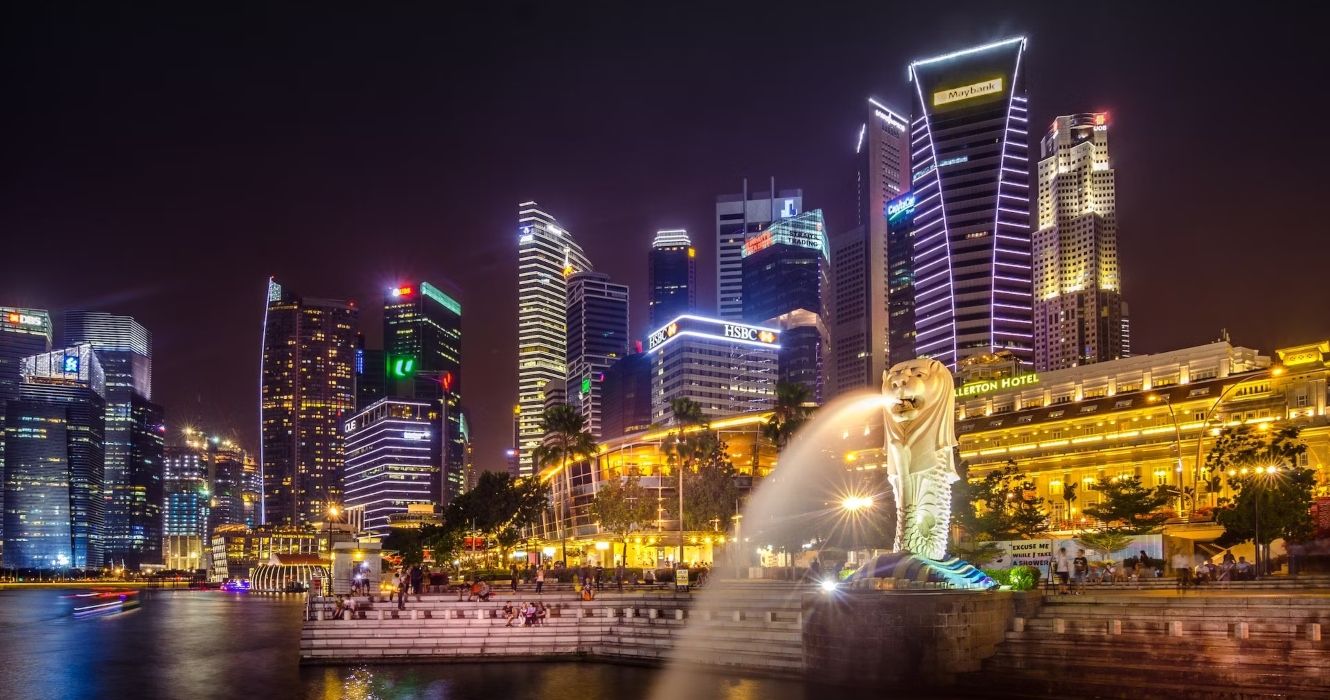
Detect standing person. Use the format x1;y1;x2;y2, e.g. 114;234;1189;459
1137;550;1150;570
1053;548;1072;595
510;564;519;592
410;564;423;598
391;571;402;605
535;565;545;594
396;570;407;610
615;563;625;593
1072;549;1089;595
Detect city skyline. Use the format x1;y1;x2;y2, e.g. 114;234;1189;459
3;4;1327;472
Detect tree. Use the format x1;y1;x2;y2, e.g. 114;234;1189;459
1061;481;1079;524
955;461;1049;541
662;398;709;564
447;471;550;564
761;381;812;452
1081;476;1171;534
1075;530;1134;562
1204;425;1307;505
951;540;1005;567
682;437;740;531
533;403;597;564
1216;465;1316;544
591;474;656;565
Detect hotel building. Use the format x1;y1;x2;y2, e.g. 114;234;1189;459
907;37;1033;369
843;339;1330;533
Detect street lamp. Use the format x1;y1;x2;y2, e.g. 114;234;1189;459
841;495;874;513
326;503;340;557
1248;464;1284;578
1187;365;1286;516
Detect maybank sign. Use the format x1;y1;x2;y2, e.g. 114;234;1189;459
647;315;780;352
955;373;1039;398
933;77;1004;107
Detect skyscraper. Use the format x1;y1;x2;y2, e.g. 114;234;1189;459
648;229;696;327
715;181;802;320
383;281;464;506
260;278;358;527
205;437;246;535
0;307;52;552
830;99;910;398
742;210;830;403
566;271;629;439
907;37;1032;368
1033;113;1129;371
59;311;162;567
3;346;106;569
163;441;209;538
516;201;592;476
354;333;385;411
886;191;920;367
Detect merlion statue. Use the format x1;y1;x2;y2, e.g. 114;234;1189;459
882;358;959;561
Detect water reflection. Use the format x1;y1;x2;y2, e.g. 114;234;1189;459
0;588;824;700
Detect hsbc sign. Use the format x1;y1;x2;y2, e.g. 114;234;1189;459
647;315;780;352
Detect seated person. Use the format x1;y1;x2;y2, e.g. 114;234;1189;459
468;580;482;602
332;596;346;620
477;580;492;602
502;602;517;627
536;602;548;625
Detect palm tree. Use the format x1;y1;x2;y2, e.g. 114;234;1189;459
761;381;812;453
663;398;707;566
1062;482;1078;526
537;404;597;566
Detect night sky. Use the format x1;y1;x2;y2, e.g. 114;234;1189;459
3;3;1327;471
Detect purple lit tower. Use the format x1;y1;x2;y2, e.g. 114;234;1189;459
907;38;1032;369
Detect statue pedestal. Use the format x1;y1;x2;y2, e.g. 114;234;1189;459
849;552;997;590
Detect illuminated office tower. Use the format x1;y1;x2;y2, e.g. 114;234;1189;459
830;99;910;399
260;278;358;527
343;398;439;536
241;452;260;528
60;311;162;567
601;352;652;439
3;346;106;569
566;271;629;439
908;37;1032;368
715;181;802;320
742;210;830;403
886;191;920;367
163;441;209;538
383;281;464;506
648;230;696;327
354;334;385;411
647;315;780;423
515;202;592;476
1033;113;1129;371
206;438;246;535
0;308;52;552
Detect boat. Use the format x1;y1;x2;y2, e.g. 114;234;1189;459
69;590;141;618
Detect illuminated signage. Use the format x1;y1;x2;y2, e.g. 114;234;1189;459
887;193;916;222
439;370;455;392
63;355;80;373
389;356;417;378
780;199;798;218
647;316;780;352
933;77;1004;107
939;155;968;168
954;373;1040;398
5;312;44;327
580;377;591;395
402;430;431;441
741;212;827;258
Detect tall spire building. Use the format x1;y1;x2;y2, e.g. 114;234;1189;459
907;37;1033;369
260;278;357;526
515;202;592;476
830;99;910;398
1033;113;1129;370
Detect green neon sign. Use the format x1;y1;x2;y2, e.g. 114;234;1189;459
390;356;417;378
581;377;591;395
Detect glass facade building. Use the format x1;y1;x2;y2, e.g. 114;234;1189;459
741;210;829;403
647;230;695;327
886;190;919;367
383;281;464;506
715;182;802;320
908;37;1032;369
566;271;629;440
515;202;592;476
601;352;653;439
0;307;52;553
260;278;358;527
163;443;209;538
3;346;106;569
342;398;440;536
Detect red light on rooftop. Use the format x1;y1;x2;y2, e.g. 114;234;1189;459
392;286;414;297
1094;113;1107;126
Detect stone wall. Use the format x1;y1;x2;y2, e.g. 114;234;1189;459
801;590;1039;687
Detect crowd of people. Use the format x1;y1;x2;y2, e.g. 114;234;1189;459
501;601;549;626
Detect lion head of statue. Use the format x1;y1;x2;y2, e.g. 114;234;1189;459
881;358;957;450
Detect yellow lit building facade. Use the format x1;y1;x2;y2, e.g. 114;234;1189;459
536;411;777;566
844;340;1329;535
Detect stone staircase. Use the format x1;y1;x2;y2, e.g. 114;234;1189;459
962;592;1330;699
300;581;807;676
